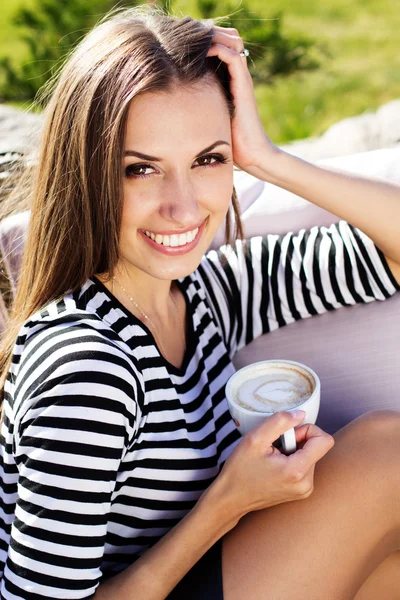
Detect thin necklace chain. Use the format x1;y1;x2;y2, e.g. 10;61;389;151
112;276;184;359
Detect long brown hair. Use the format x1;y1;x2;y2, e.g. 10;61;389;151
0;5;244;394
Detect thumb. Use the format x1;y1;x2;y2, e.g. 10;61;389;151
253;410;306;446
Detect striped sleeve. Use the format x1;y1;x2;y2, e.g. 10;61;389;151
1;325;142;599
201;220;400;356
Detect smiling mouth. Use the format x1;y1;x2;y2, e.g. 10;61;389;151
141;226;199;247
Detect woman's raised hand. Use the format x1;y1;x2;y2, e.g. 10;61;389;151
210;411;335;524
206;26;279;177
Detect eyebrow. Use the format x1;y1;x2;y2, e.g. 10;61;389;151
124;140;230;161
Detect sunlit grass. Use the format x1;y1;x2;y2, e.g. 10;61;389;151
0;0;36;62
1;0;400;143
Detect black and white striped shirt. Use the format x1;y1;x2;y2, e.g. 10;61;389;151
0;222;398;598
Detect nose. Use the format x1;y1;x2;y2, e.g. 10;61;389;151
159;172;202;227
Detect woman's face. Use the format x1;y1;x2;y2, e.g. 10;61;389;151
119;78;233;282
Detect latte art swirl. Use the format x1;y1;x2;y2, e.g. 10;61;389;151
235;367;314;413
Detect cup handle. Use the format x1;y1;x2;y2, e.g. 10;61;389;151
280;427;297;455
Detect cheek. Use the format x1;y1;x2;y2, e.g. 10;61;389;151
120;189;154;231
197;171;233;213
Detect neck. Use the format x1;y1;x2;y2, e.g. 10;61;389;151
96;262;187;365
97;263;177;322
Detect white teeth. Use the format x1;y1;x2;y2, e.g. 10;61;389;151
143;225;199;247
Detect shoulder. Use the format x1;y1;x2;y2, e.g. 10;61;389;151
9;283;144;425
15;301;132;372
15;278;140;363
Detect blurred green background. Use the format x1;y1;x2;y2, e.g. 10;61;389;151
0;0;399;144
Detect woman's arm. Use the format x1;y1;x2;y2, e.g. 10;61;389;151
253;150;400;285
206;28;400;284
94;481;232;599
94;412;333;600
6;323;333;600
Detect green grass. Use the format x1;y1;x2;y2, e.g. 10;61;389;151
0;0;36;64
1;0;400;143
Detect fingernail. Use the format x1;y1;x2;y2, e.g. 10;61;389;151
291;410;306;420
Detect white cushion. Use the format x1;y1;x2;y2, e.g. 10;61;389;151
212;146;400;247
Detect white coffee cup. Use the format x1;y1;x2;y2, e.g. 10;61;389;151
225;359;320;454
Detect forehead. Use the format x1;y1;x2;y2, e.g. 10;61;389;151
125;80;231;153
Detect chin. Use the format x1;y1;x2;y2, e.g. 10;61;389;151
149;255;205;281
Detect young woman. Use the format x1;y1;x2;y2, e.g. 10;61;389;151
0;6;399;600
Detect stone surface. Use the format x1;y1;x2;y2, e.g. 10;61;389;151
0;105;42;155
1;99;400;161
281;99;400;160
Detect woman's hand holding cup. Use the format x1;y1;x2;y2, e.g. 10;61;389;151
212;411;334;523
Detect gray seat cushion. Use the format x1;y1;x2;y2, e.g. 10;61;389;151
233;294;400;434
229;147;400;432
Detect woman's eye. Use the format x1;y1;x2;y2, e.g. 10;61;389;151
194;153;229;168
124;154;229;179
125;164;155;179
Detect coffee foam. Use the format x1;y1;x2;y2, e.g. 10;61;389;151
233;365;314;413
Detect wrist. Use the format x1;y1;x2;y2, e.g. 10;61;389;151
198;472;244;533
252;145;295;185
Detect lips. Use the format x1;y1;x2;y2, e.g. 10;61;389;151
142;226;199;247
139;220;206;255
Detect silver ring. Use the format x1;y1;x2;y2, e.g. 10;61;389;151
239;48;249;58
